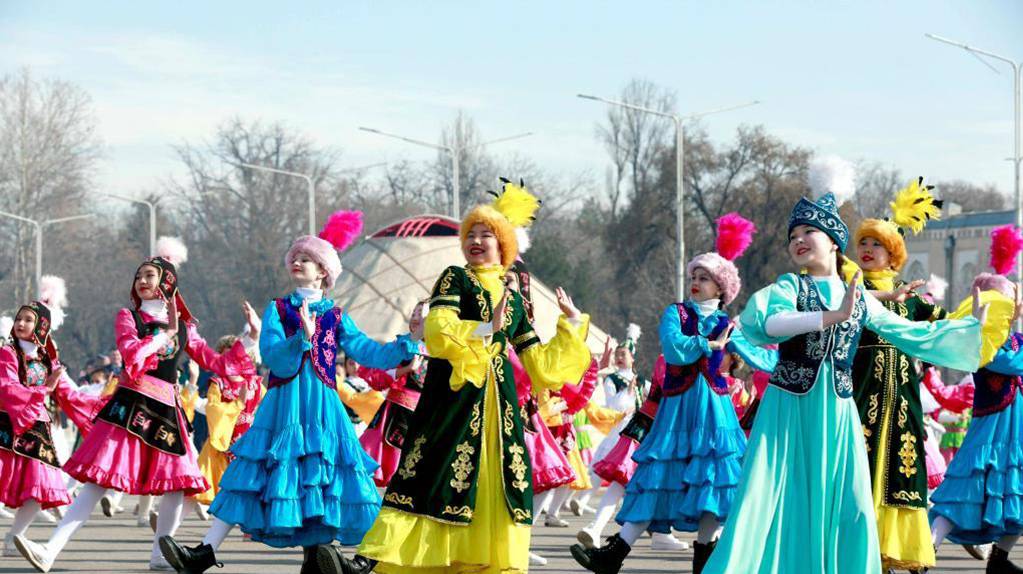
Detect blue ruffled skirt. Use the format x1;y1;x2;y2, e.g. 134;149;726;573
930;389;1023;544
615;375;745;533
209;362;381;548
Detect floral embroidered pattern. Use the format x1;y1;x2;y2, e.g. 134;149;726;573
384;492;414;508
509;444;529;492
511;508;532;522
503;402;515;437
450;442;476;493
470;401;482;437
397;436;427;480
898;431;918;477
443;505;473;519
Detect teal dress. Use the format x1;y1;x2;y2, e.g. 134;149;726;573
704;274;981;574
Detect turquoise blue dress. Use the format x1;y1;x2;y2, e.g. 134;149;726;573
615;301;777;532
704;274;981;574
929;334;1023;544
209;292;417;548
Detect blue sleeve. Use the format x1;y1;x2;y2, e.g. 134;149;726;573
727;326;778;373
659;304;711;365
337;312;417;370
259;301;311;379
986;339;1023;375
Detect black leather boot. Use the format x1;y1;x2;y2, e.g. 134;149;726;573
988;545;1023;574
693;540;718;574
158;536;222;573
301;546;323;574
570;533;632;574
316;546;377;574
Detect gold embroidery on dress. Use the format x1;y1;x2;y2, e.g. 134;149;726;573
898;355;910;388
898;397;908;429
503;401;515;437
891;489;923;503
470;401;482;437
443;505;473;519
463;268;492;322
867;393;879;426
511;508;532;522
384;492;414;508
450;442;476;493
397;436;427;480
438;269;455;295
509;444;529;492
862;425;873;453
898;431;918;477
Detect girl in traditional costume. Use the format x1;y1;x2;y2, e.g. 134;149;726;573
14;238;259;573
572;212;777;574
849;177;948;572
320;179;592;574
1;279;78;557
158;211;420;574
930;224;1023;574
701;157;985;574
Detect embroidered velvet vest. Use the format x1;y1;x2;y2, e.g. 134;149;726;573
662;302;731;396
267;297;342;389
132;310;189;384
973;333;1023;417
768;275;867;398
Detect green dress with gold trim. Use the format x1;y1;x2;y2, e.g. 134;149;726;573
358;264;591;574
852;276;946;571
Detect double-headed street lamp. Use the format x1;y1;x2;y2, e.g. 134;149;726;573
0;211;96;297
103;193;156;255
926;33;1022;282
577;94;761;301
359;127;533;218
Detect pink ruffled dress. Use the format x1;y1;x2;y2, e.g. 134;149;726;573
593;355;666;486
63;308;253;496
358;365;423;487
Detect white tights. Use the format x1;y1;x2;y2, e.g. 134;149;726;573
587;482;625;536
201;517;235;551
8;501;42;539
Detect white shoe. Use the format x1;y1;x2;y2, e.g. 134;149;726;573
650;532;689;551
14;536;54;573
100;494;114;517
529;552;548;566
569;499;583;516
0;505;14;519
545;515;570;527
137;515;151;527
149;510;158;533
52;506;65;520
3;534;19;557
577;526;601;549
36;510;57;524
149;553;175;571
195;503;210;521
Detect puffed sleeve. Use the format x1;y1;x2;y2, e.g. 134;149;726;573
660;304;712;364
946;290;1015;366
423;267;499;391
115;308;168;381
864;290;981;372
985;335;1023;376
337;312;416;370
0;346;48;435
726;326;778;373
518;310;592;393
53;370;106;435
739;273;803;347
184;323;255;379
259;300;309;380
203;382;244;452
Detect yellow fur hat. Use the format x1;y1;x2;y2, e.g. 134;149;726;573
854;219;907;271
460;179;541;269
854;177;941;272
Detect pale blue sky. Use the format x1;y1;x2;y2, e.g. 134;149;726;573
3;1;1022;200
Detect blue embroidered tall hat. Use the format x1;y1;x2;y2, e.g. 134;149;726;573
788;155;857;250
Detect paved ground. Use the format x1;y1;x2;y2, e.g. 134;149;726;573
0;495;1014;573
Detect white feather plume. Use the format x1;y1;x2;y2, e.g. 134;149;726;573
626;322;642;342
808;155;856;205
0;316;12;337
39;275;68;331
925;273;948;302
155;236;189;266
515;227;532;254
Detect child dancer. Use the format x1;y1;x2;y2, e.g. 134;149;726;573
14;238;259;573
701;158;985;574
320;180;592;574
159;211;420;574
571;212;776;574
930;226;1023;574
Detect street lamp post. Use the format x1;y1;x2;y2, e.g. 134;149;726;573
0;211;96;297
359;127;533;218
103;193;156;255
577;94;761;302
239;163;316;235
926;33;1022;281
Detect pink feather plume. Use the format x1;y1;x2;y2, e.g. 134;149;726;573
990;224;1023;276
319;210;364;252
716;212;757;262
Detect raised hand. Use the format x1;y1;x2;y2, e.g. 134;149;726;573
299;299;317;340
599;337;614;370
891;279;927;303
492;291;510;334
238;381;251;404
556;287;581;320
164;296;179;340
44;366;65;393
1012;283;1023;323
242;300;261;340
708;323;735;351
972;286;991;324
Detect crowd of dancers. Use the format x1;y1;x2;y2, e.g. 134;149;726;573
1;158;1022;574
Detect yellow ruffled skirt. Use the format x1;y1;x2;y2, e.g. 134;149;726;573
873;405;935;571
358;376;530;573
194;442;230;506
566;448;592;490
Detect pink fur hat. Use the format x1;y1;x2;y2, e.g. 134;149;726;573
686;213;756;305
285;211;364;289
972;272;1015;300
